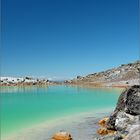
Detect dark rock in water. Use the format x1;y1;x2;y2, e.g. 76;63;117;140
100;85;140;140
125;85;140;115
106;85;140;130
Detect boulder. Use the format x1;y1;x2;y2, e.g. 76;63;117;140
114;111;138;132
51;131;73;140
98;118;109;127
106;85;140;130
97;128;115;136
125;85;140;115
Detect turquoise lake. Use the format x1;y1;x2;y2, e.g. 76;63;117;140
0;85;122;138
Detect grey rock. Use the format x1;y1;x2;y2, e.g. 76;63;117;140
115;112;139;133
106;89;127;130
106;85;140;130
106;111;118;130
124;125;140;140
125;85;140;115
115;112;130;132
94;134;123;140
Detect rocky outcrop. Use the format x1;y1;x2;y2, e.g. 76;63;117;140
65;61;140;87
95;85;140;140
106;85;140;130
51;131;73;140
49;86;139;140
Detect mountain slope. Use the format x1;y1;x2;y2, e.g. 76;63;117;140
65;61;140;87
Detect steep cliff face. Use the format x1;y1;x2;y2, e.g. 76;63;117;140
65;61;140;86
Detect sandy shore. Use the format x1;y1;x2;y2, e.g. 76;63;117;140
2;108;113;140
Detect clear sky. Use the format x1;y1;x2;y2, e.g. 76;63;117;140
1;0;139;80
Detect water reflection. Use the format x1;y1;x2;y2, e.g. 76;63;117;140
0;86;48;94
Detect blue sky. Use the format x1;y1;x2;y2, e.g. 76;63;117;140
1;0;139;80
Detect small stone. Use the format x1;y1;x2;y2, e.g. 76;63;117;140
51;131;73;140
98;118;109;127
97;128;115;135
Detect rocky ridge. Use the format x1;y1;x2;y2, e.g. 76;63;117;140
64;61;140;87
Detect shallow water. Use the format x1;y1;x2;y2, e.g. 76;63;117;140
0;85;122;139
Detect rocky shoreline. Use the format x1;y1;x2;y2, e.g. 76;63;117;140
50;85;140;140
0;77;58;86
94;85;140;140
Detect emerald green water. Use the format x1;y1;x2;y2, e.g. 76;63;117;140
0;85;122;138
